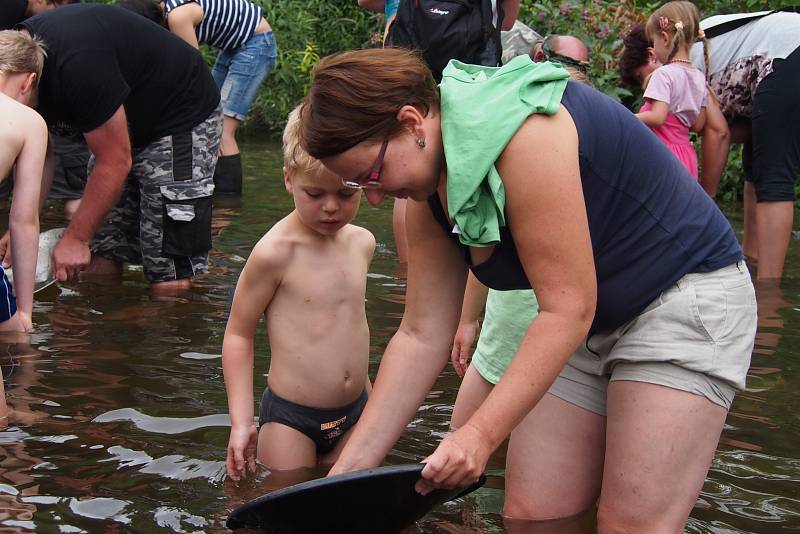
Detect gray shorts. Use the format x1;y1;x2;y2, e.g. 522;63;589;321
90;107;222;282
549;261;757;414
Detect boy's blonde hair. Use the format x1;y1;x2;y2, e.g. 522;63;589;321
0;31;47;84
283;104;325;177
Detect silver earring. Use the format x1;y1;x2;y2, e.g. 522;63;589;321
417;138;426;148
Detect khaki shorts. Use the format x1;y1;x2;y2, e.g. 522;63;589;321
549;261;757;414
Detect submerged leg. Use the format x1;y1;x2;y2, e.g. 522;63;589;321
597;381;727;533
257;421;317;470
503;393;605;521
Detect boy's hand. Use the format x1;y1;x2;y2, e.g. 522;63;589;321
0;231;11;268
226;424;258;481
450;320;479;377
16;311;33;333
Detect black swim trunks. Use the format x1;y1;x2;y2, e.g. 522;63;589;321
258;388;368;454
0;266;16;324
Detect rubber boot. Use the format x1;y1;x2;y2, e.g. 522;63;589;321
213;154;243;196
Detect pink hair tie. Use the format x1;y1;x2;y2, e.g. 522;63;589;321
659;16;670;30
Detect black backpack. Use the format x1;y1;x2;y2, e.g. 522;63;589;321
386;0;502;82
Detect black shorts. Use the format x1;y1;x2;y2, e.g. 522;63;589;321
743;45;800;202
258;387;368;454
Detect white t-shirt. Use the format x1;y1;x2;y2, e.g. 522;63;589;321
690;12;800;75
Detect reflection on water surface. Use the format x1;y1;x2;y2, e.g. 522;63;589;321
1;139;799;533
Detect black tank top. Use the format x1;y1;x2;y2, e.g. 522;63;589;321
429;81;742;332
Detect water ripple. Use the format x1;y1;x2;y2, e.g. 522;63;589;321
69;497;130;523
153;506;208;533
92;408;230;434
712;450;800;482
102;445;226;483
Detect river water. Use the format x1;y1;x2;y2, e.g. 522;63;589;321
0;139;798;533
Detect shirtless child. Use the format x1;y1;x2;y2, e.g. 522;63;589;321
0;30;49;418
224;105;375;477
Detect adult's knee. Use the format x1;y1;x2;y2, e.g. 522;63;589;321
503;494;593;523
596;500;684;534
503;493;538;521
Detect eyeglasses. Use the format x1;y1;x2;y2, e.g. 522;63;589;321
542;41;590;73
531;36;591;74
342;137;389;189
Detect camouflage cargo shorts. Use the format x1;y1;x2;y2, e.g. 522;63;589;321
90;107;222;282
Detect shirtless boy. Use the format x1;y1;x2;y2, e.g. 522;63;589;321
224;105;374;477
0;30;49;417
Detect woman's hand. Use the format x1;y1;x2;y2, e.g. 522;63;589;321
226;424;258;481
451;320;479;377
416;423;493;495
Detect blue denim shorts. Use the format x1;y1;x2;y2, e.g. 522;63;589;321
212;30;277;121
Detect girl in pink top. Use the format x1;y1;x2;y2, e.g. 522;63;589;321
636;1;710;178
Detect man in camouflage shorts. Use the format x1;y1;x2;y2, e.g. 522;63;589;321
18;5;223;291
90;111;221;283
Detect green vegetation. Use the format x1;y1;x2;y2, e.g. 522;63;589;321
243;1;379;132
168;0;790;202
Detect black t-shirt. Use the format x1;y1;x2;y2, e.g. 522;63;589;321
0;0;27;29
21;4;220;147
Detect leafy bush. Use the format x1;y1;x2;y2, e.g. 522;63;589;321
206;0;790;203
518;0;643;102
245;0;380;134
514;0;776;204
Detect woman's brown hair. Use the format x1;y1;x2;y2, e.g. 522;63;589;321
300;47;439;160
619;24;652;88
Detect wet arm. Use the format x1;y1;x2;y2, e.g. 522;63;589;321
460;110;596;456
696;97;730;198
222;241;282;429
459;272;488;325
9;111;48;321
69;106;132;245
451;272;489;375
636;99;669;128
38;134;54;209
330;198;469;473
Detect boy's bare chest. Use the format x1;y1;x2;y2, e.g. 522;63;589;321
279;250;368;306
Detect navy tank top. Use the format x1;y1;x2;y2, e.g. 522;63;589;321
429;80;742;332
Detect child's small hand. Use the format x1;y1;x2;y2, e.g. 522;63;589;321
0;231;11;268
17;311;33;333
226;424;258;481
450;320;479;377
